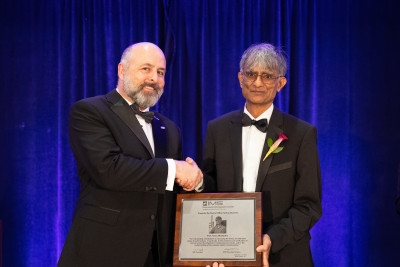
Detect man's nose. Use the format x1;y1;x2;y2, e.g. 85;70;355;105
148;70;158;82
253;75;263;86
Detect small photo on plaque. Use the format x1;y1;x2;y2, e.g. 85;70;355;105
209;216;227;234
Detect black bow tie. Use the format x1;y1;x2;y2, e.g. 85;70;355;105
130;103;155;123
241;113;268;133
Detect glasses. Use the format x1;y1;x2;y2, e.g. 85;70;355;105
243;71;283;85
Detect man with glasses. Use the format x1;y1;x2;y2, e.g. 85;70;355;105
203;43;322;267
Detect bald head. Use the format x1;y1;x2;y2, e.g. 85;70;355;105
117;42;166;108
120;42;166;69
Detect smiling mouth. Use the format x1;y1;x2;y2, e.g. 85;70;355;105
143;86;156;91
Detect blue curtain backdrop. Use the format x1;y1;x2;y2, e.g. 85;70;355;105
0;0;399;266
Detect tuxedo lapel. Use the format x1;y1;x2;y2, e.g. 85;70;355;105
229;110;244;191
255;108;284;191
152;114;168;158
106;90;154;158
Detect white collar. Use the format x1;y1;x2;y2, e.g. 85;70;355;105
243;103;274;121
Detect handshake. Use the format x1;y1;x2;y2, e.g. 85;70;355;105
174;157;203;191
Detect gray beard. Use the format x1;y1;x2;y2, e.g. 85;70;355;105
123;80;164;108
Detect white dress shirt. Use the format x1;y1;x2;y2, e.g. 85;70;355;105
242;104;274;192
116;89;176;191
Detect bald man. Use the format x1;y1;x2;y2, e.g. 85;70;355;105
58;42;203;267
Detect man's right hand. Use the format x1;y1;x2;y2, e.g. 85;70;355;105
175;157;203;191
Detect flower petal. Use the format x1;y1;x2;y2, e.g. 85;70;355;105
279;133;288;140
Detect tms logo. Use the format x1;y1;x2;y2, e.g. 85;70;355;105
203;201;223;206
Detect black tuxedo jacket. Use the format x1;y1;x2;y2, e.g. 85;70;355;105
203;107;322;267
58;90;182;267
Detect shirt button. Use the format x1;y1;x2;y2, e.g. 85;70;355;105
150;214;156;220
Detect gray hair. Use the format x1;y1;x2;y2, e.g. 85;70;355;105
239;43;287;76
120;45;135;68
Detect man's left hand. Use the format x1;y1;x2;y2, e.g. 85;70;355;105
205;234;271;267
205;263;224;267
256;234;271;267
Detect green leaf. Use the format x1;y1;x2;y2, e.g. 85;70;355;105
273;146;284;153
267;138;273;147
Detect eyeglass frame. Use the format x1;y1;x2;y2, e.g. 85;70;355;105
241;70;284;85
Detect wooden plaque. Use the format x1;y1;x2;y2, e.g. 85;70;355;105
173;193;262;266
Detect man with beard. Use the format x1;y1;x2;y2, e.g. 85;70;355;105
58;42;203;267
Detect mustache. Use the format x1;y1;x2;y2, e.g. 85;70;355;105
139;82;162;92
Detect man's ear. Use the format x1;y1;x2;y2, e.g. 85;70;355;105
238;72;243;87
276;77;287;92
118;63;125;81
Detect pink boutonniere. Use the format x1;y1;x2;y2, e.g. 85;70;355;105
262;133;288;161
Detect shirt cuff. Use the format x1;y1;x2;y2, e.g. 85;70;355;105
195;179;204;192
165;159;176;191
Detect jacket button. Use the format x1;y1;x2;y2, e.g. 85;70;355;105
150;214;156;220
